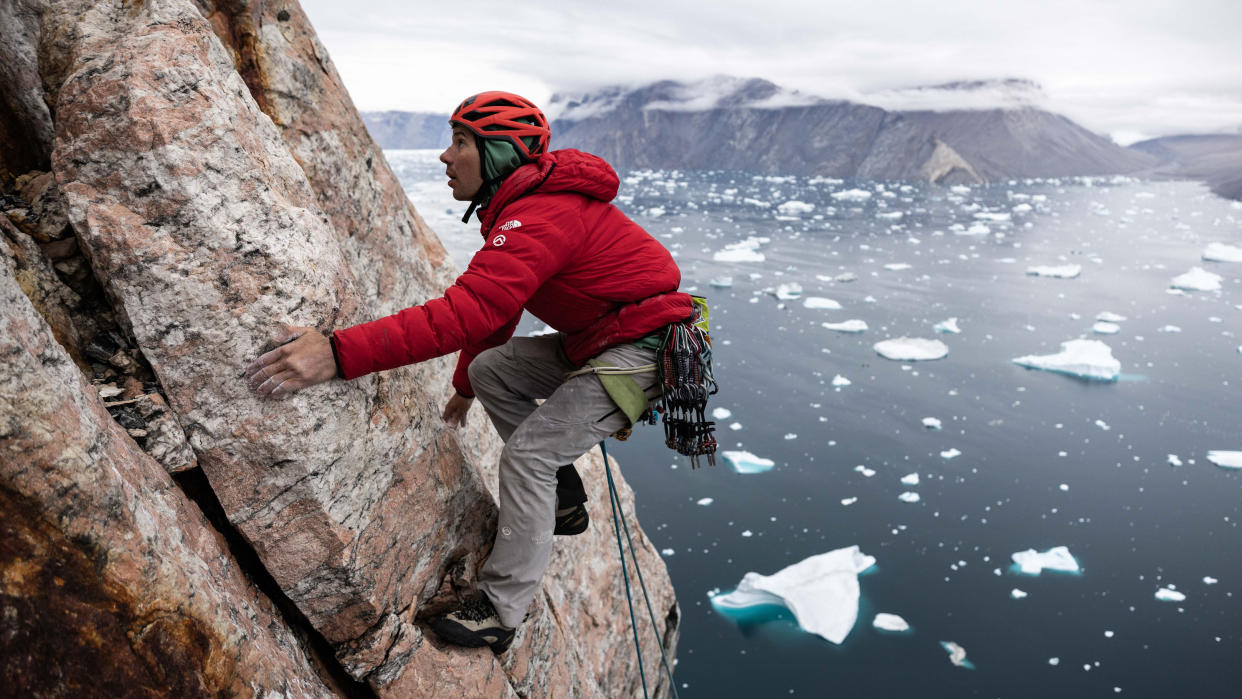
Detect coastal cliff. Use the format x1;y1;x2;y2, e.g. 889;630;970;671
0;1;678;695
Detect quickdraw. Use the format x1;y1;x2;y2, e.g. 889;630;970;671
653;298;718;467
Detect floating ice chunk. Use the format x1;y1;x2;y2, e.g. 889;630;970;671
714;236;769;263
1011;588;1028;599
777;200;815;216
1167;454;1183;467
877;211;904;221
1011;546;1080;575
974;211;1011;223
958;223;990;236
934;317;961;334
884;263;912;270
1203;242;1242;263
710;545;877;644
1207;451;1242;469
741;530;753;537
1027;264;1082;279
1204;576;1218;585
529;323;557;336
1012;339;1120;381
709;276;734;288
922;417;942;430
900;473;920;486
940;641;974;669
841;497;858;506
873;613;910;632
661;548;675;556
1096;311;1127;322
823;319;868;333
697;498;714;506
940;448;961;459
729;422;743;431
784;433;798;440
645;206;666;217
832;375;852;387
874;337;949;361
804;297;842;310
1170;267;1222;291
1049;658;1060;666
835;272;858;283
1012;203;1033;213
712;407;733;419
721;450;774;474
831;188;872;202
1092;322;1120;334
1158;325;1182;333
854;465;876;477
950;185;972;195
774;282;803;300
898;492;920;503
1155;587;1185;602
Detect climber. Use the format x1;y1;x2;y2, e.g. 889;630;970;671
244;91;692;654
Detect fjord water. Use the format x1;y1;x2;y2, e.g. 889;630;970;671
390;150;1241;697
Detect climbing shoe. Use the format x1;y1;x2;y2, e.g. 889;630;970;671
554;502;589;536
430;593;516;653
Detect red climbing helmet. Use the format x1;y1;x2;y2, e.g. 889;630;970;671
450;91;550;162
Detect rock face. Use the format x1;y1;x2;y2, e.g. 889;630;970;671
1;0;678;695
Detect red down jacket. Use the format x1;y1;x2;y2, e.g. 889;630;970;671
332;149;693;396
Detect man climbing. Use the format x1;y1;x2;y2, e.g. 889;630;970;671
245;92;692;653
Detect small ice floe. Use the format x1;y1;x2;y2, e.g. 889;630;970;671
940;448;961;459
832;375;852;387
1011;546;1080;575
841;497;858;506
661;548;675;556
784;433;798;440
900;473;920;486
939;641;974;669
974;211;1012;223
872;613;910;632
1027;264;1082;279
823;319;868;333
934;317;961;334
774;283;803;300
1167;454;1183;467
950;185;972;195
729;422;743;431
957;223;990;236
1158;325;1182;333
898;492;921;503
1203;242;1242;263
873;337;949;361
709;276;734;289
1204;576;1219;585
1154;587;1186;602
714;236;769;263
1092;322;1121;335
712;407;733;419
1011;588;1028;599
697;498;714;506
835;272;858;283
645;206;666;217
854;465;876;477
831;188;872;202
777;200;815;216
1206;451;1242;469
804;297;843;310
1170;267;1222;291
710;545;877;644
529;323;557;336
1096;311;1127;322
884;263;912;271
922;417;943;430
1012;339;1120;381
721;450;775;474
877;211;904;221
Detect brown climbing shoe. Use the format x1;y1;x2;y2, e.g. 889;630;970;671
429;593;516;654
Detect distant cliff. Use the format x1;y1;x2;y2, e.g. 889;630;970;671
361;110;451;150
1130;133;1242;201
0;1;676;696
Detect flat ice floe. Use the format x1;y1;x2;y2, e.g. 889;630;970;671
873;613;910;632
873;337;949;361
934;317;961;334
804;297;843;310
721;450;775;474
831;188;872;202
1096;311;1127;322
900;473;920;486
1026;264;1082;279
823;319;868;333
940;448;961;459
1206;451;1242;469
1203;242;1242;263
1012;339;1120;381
898;492;921;503
1092;322;1121;334
714;236;768;263
777;200;815;216
1011;546;1081;575
832;375;852;387
883;262;912;270
1155;587;1186;602
1170;267;1222;291
712;407;733;419
710;545;877;644
709;276;734;288
922;417;942;430
1011;588;1028;599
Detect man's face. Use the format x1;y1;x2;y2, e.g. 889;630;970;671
440;126;483;201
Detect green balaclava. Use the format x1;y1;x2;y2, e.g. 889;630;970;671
462;120;541;224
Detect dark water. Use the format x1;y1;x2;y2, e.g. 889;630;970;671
391;151;1242;698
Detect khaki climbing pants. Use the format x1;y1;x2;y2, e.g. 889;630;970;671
469;333;658;628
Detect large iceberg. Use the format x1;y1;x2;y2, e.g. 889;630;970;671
874;337;949;361
1170;267;1222;291
1012;339;1120;381
721;450;775;474
1207;451;1242;469
1011;546;1081;575
1203;242;1242;263
710;545;876;644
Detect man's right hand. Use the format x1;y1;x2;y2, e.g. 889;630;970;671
442;392;473;428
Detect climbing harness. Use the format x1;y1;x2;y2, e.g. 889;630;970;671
653;296;718;467
601;441;679;699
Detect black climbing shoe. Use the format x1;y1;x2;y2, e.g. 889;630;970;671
429;593;516;654
554;502;589;536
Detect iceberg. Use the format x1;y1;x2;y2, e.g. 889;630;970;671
1170;267;1222;291
1207;451;1242;469
884;263;912;270
714;236;769;263
777;200;815;216
804;297;842;310
832;375;852;387
922;417;942;430
1027;264;1082;278
1092;322;1121;334
873;337;949;361
1011;588;1028;599
831;188;872;202
774;283;803;300
934;317;961;334
697;497;714;506
1011;546;1080;575
939;641;974;669
872;613;909;632
940;448;961;459
721;450;775;474
710;545;877;644
900;473;920;486
1155;587;1185;602
709;276;734;288
712;407;733;419
1167;454;1183;467
823;319;867;333
1203;242;1242;263
1096;311;1127;322
898;492;921;503
854;465;876;477
1012;339;1120;381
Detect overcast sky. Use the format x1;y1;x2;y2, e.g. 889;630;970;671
301;0;1242;144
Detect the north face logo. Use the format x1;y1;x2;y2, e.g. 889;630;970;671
498;219;522;231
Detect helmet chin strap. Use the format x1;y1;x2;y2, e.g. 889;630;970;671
460;173;507;224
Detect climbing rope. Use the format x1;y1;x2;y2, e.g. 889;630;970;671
601;441;679;699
